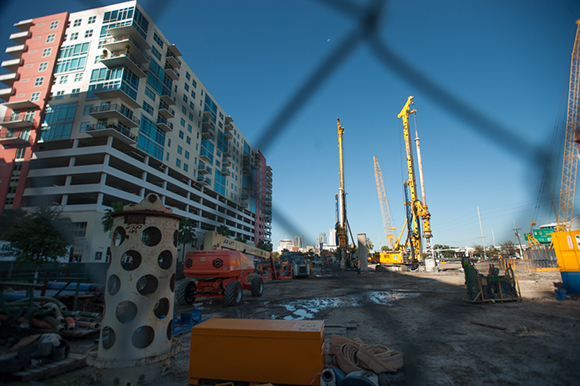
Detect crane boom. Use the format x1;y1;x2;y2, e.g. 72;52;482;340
373;156;395;249
557;19;580;231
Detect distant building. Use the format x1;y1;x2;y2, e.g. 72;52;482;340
317;232;326;246
328;229;337;247
294;236;302;249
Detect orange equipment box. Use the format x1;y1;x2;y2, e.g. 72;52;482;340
189;318;325;385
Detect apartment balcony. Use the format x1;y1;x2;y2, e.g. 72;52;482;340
91;81;140;109
0;88;14;102
3;99;38;110
164;65;179;81
196;175;210;186
101;51;147;78
222;151;231;158
167;44;182;57
158;102;174;119
201;128;215;141
156;116;173;132
85;122;137;145
1;58;21;71
225;116;234;123
239;200;248;208
166;55;181;69
13;19;33;31
197;165;212;175
265;207;272;215
0;72;19;87
160;91;175;106
203;111;215;120
241;192;249;200
89;104;140;128
6;44;27;58
10;30;30;44
222;159;231;167
224;122;234;132
201;119;215;130
0;129;29;146
103;35;150;62
221;167;231;176
0;114;36;130
266;174;272;182
224;131;233;140
107;23;151;50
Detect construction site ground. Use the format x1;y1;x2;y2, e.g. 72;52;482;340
5;260;580;386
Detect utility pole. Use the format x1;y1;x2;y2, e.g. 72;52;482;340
477;207;486;260
492;229;496;248
513;220;524;258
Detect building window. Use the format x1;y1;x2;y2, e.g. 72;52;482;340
59;75;68;84
142;101;154;116
187;124;192;133
151;46;161;61
49;21;59;29
42;48;52;57
46;34;55;43
179;130;184;139
186;136;191;145
181;106;187;115
144;87;155;101
153;32;164;48
74;73;83;82
72;222;87;237
180;118;185;127
70;88;80;98
73;19;82;27
55;90;65;100
85;29;93;38
80;121;90;132
34;77;44;86
185;72;190;80
177;145;182;155
88;16;96;24
30;92;40;102
176;158;181;168
62;34;67;41
185;150;190;160
182;94;188;103
38;62;48;72
192;79;197;88
184;163;188;172
190;101;195;110
184;83;189;92
83;105;93;115
70;32;79;40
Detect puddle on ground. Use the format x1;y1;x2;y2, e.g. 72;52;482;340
268;291;418;320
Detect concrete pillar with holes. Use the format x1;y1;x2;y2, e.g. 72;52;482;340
87;193;182;385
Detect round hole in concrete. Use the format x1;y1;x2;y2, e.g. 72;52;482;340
166;319;173;340
142;227;162;247
158;250;172;270
121;250;142;271
136;275;158;296
170;273;175;292
113;227;126;247
132;325;155;349
154;298;170;319
116;300;138;324
172;230;178;248
102;326;116;349
107;275;120;296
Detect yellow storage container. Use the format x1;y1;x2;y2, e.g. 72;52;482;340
189;318;325;385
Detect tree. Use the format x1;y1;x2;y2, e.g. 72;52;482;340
501;241;516;256
473;245;484;258
235;236;247;244
101;202;124;232
257;239;273;252
366;238;374;251
4;206;72;280
0;208;27;239
433;244;456;259
216;224;230;237
178;218;197;261
381;245;389;252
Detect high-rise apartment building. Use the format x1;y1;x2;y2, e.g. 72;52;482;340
0;1;272;262
317;232;326;246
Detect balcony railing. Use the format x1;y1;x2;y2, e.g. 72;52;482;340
0;114;36;129
85;122;137;142
196;175;210;185
89;103;140;126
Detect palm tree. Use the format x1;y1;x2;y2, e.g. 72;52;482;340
101;202;124;232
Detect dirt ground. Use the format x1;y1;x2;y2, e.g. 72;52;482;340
5;260;580;386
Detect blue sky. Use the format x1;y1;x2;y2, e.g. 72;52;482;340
1;0;580;250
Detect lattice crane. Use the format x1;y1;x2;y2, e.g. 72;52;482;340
557;19;580;231
373;156;395;249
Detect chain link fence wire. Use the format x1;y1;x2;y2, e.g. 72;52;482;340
0;0;562;248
